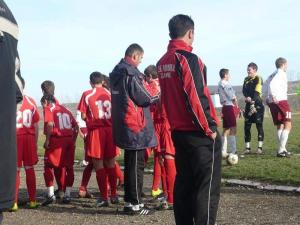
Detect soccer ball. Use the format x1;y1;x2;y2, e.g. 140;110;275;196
227;153;238;165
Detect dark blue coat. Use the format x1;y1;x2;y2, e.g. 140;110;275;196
109;59;159;150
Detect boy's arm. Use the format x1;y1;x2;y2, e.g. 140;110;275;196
44;122;53;149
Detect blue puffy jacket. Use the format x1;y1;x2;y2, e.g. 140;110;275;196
109;59;159;150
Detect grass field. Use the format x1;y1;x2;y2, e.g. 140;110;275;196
37;113;300;186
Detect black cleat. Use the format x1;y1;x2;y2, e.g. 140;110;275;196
42;195;56;206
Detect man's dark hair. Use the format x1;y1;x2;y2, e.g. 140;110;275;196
144;65;158;79
40;94;55;104
247;62;258;71
219;68;229;79
41;80;55;95
275;57;287;69
90;71;104;85
125;43;144;57
169;14;194;39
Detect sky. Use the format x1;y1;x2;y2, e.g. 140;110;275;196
7;0;300;103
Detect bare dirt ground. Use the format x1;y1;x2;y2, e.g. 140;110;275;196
2;162;300;225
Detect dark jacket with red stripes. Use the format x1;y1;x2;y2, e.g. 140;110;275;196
109;59;159;150
157;39;219;138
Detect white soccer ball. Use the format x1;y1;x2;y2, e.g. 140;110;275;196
227;153;239;165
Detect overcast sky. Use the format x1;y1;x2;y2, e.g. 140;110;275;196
7;0;300;103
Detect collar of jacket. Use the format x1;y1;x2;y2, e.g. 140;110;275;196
167;39;193;52
124;56;138;67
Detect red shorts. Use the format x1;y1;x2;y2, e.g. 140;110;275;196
221;105;237;129
86;127;117;160
154;122;175;156
269;100;291;125
44;136;75;167
17;134;38;167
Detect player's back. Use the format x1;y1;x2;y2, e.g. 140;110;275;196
79;87;112;129
17;95;40;135
44;103;76;137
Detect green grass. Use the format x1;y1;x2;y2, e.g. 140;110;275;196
38;113;300;186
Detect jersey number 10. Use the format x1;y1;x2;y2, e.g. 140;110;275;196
57;113;72;130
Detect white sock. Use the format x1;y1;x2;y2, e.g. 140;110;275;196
48;186;54;197
258;141;263;148
279;129;290;153
277;129;283;147
228;135;237;154
222;135;228;153
65;187;71;197
245;142;250;149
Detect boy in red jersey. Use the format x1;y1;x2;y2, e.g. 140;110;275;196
41;94;78;205
41;80;66;198
78;72;118;207
13;78;40;210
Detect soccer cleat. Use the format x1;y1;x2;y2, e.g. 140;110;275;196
277;151;291;158
78;190;93;198
156;200;173;210
151;188;162;197
10;202;18;212
42;195;56;206
256;147;263;155
62;196;71;204
123;206;155;215
29;201;38;209
243;148;251;155
154;193;166;202
96;198;109;207
110;196;120;204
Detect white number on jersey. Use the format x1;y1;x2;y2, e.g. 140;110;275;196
16;109;33;128
57;113;72;129
285;111;291;119
95;100;111;119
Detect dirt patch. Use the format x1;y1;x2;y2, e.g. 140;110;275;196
2;163;300;225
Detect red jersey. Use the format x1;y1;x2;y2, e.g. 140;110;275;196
43;103;76;137
16;95;40;135
78;87;112;129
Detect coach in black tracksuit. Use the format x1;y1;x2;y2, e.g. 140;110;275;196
110;44;159;215
0;0;23;212
157;15;222;225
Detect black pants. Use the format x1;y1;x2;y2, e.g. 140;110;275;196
171;131;222;225
244;103;264;143
244;121;264;143
124;149;145;205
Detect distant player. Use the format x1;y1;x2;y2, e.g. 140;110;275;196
218;68;238;158
78;72;118;207
41;80;66;198
41;94;78;205
242;62;264;154
265;57;292;157
13;78;40;211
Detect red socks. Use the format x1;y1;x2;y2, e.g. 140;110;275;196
54;167;65;191
106;167;117;198
80;163;93;191
25;168;36;202
164;158;176;204
115;162;124;185
65;167;74;188
96;168;108;200
44;165;54;187
152;154;162;191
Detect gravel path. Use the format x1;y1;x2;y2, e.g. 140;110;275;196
2;163;300;225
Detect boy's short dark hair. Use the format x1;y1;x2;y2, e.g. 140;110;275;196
144;65;158;79
275;57;287;69
219;68;229;79
90;71;104;85
169;14;194;39
125;43;144;57
247;62;258;71
40;94;55;104
41;80;55;95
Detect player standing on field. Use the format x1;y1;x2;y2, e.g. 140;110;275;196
242;62;265;155
78;72;118;207
41;94;78;205
0;0;23;218
265;57;292;157
13;78;40;211
157;14;222;225
218;68;238;158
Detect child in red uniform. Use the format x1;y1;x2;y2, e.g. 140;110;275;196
41;94;78;205
41;80;66;198
13;79;40;211
78;72;118;207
